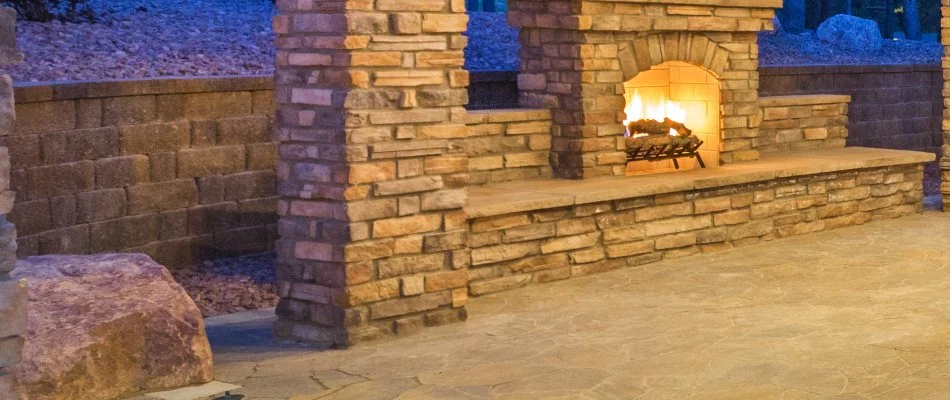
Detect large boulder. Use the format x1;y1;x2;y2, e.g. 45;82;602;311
817;14;883;51
9;254;213;400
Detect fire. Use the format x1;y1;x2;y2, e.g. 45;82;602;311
623;89;687;137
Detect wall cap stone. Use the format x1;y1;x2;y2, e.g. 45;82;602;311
759;94;852;107
760;64;941;76
466;147;934;218
14;75;273;103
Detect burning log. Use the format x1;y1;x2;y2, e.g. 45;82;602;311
664;118;692;137
626;119;670;136
625;118;700;153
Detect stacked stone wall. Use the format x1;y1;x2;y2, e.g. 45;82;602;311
0;7;21;398
757;95;850;154
464;109;553;184
467;164;924;295
937;1;950;207
10;77;277;268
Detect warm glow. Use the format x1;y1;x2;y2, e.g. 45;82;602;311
623;89;687;137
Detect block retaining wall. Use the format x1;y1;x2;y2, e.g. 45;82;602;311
9;67;934;270
758;64;942;155
12;76;277;268
468;65;943;156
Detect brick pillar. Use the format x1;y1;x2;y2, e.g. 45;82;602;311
0;7;21;398
272;0;471;345
942;0;950;209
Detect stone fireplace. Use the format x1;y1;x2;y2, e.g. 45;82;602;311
272;0;933;347
508;1;779;179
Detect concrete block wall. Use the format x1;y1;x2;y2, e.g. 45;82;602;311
10;77;277;268
759;65;942;155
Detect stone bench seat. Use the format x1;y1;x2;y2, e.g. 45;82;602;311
466;147;935;219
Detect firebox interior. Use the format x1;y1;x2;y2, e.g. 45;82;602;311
623;61;721;174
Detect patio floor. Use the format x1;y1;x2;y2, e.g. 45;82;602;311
204;212;950;400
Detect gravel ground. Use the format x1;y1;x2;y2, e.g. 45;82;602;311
758;31;942;66
170;252;279;317
925;161;941;195
465;12;520;72
2;0;275;82
2;6;943;81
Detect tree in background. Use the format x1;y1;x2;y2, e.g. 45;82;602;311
779;0;807;32
466;0;498;11
780;0;935;39
900;0;922;39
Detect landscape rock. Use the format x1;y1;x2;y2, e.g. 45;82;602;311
9;253;213;400
817;14;883;51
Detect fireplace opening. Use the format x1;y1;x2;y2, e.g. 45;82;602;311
623;61;721;174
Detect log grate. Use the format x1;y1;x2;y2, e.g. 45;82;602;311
625;139;706;170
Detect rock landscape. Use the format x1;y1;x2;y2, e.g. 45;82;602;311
9;254;213;400
0;4;942;82
1;0;275;82
171;253;279;317
817;14;885;51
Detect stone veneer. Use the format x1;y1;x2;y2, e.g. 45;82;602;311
941;1;950;208
757;95;850;154
10;77;276;268
465;151;927;295
272;0;471;345
463;109;553;184
0;7;20;399
270;0;943;347
508;0;781;178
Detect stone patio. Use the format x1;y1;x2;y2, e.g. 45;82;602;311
195;212;950;399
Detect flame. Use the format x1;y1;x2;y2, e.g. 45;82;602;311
623;89;687;137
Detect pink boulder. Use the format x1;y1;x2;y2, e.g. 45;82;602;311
10;254;213;400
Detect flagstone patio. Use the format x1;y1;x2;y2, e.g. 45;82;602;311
199;212;950;400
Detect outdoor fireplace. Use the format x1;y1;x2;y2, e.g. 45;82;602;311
508;0;779;179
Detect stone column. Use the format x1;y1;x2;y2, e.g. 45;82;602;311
0;7;21;398
272;0;471;345
942;0;950;209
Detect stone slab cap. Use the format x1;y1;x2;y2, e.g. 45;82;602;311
759;95;852;107
145;381;241;400
0;8;21;65
466;147;935;218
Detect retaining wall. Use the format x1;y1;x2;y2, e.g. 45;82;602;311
468;65;944;155
11;76;277;268
9;65;940;268
758;64;942;155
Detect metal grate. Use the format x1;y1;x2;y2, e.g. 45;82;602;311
625;140;706;170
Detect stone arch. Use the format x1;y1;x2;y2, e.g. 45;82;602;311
618;32;731;83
